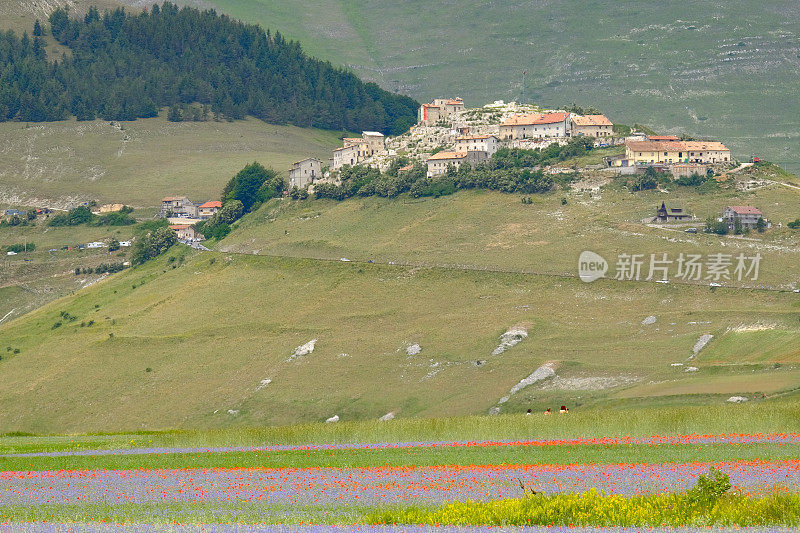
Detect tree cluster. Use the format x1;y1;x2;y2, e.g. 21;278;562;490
47;205;135;226
196;162;281;240
313;150;558;201
131;226;176;264
0;3;419;134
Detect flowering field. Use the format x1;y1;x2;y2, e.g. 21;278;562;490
2;460;800;508
0;429;799;530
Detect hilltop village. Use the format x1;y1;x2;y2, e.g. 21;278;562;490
285;98;732;190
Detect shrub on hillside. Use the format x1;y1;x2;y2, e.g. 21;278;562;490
705;217;729;235
48;206;94;226
195;199;242;241
222;163;283;212
4;243;35;253
131;227;177;265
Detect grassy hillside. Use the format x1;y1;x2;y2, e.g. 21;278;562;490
165;0;800;173
2;187;800;432
220;178;800;290
0;116;341;208
0;223;138;323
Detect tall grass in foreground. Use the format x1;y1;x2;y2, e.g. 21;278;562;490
371;491;800;527
371;468;800;527
4;403;800;455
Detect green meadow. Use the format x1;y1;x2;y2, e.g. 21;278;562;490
1;235;799;433
0;116;341;208
221;176;800;289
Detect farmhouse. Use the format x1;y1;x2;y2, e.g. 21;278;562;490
418;97;465;125
625;139;731;165
454;134;499;156
197;200;222;219
723;206;763;230
570;114;613;137
683;141;730;164
169;224;203;241
289;158;322;189
655;202;692;222
426;151;487;177
625;140;686;164
160;196;197;218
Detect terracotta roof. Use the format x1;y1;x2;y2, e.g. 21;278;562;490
683;141;729;152
727;206;762;215
572;114;612;127
532;112;570;125
445;99;465;105
422;104;440;109
626;140;686;152
169;224;192;230
397;165;414;171
501;113;543;126
162;196;189;202
427;151;468;161
626;140;668;152
198;201;222;209
647;135;680;141
456;134;497;141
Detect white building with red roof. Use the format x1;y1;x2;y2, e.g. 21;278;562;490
723;206;764;229
198;200;222;219
169;224;203;241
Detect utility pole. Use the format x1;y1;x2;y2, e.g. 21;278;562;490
521;70;526;105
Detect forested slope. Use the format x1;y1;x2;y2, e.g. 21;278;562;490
0;2;418;134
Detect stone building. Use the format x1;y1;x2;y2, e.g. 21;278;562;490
289;158;322;188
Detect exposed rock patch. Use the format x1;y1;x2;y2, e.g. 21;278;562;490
290;339;317;359
492;326;528;355
689;334;713;359
406;343;421;356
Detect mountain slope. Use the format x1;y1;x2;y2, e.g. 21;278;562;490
163;0;800;172
2;189;800;433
